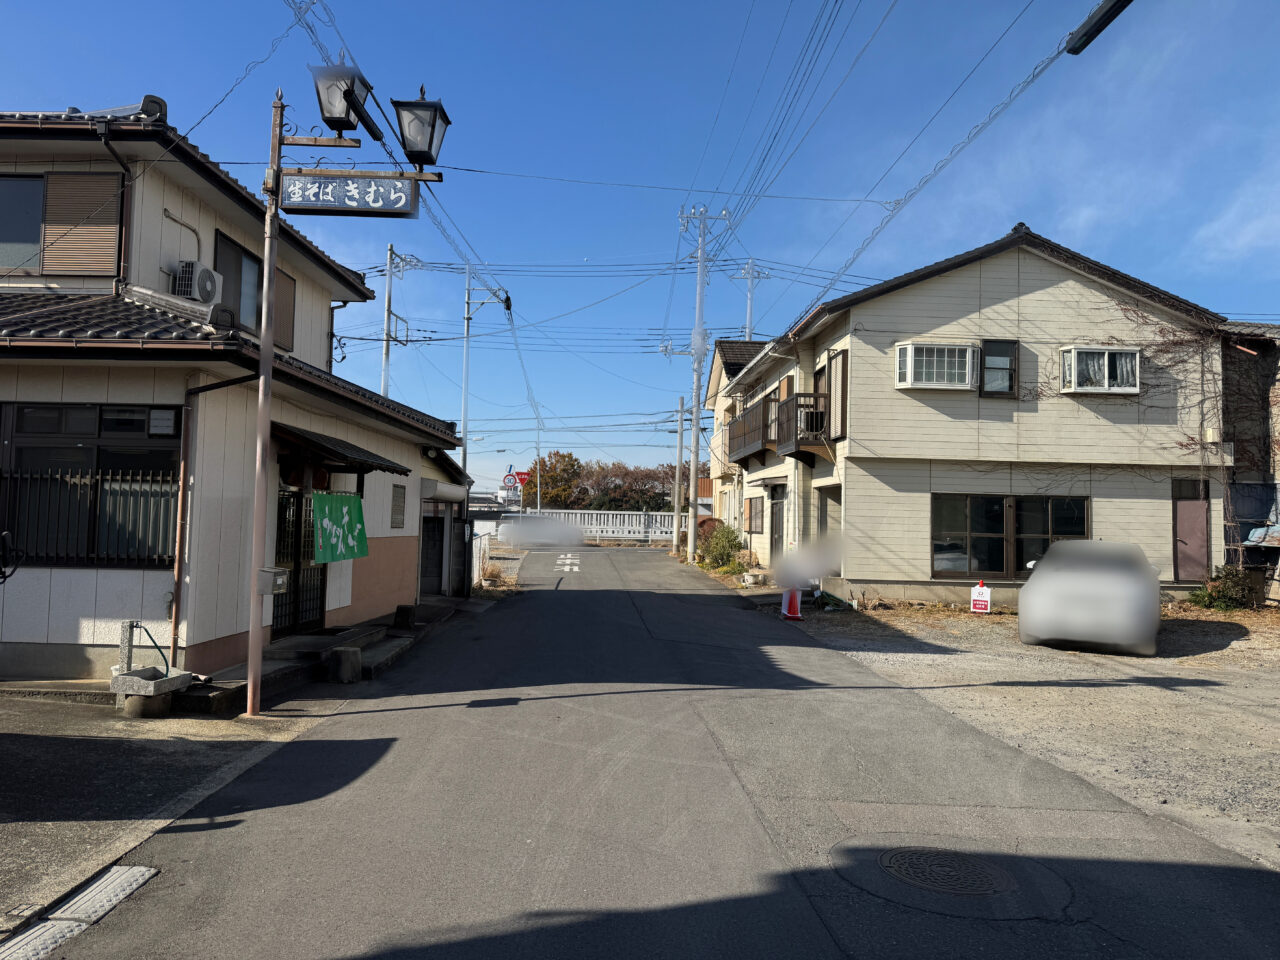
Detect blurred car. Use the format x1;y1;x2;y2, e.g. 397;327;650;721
497;515;583;548
1018;540;1160;656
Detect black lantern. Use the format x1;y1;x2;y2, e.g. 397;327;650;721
391;87;451;168
308;64;381;140
310;64;360;132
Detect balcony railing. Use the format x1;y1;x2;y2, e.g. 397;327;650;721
776;393;829;457
727;398;778;463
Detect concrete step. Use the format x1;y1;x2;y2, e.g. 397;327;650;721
0;679;114;705
263;624;388;661
360;635;417;681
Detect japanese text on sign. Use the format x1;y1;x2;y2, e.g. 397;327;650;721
281;175;418;218
313;493;370;563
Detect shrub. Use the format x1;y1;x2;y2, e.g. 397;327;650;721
715;560;748;576
1187;565;1254;611
700;524;744;569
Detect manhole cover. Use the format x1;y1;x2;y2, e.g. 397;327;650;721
877;847;1015;896
830;837;1072;921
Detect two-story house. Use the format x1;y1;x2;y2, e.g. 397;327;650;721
0;95;469;680
708;224;1231;606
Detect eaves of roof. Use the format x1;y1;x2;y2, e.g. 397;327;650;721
785;223;1227;343
0;293;457;446
1221;320;1280;340
0;113;374;302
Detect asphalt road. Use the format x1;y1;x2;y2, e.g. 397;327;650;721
65;548;1280;959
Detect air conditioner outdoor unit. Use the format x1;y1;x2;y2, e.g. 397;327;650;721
173;260;223;304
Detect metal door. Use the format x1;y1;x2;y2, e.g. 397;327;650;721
1174;498;1209;582
273;487;326;637
420;516;444;597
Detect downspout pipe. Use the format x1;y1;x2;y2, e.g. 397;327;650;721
95;120;131;175
169;373;258;670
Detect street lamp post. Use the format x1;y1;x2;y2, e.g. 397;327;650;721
242;67;452;716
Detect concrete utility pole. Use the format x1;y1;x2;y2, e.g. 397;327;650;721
672;396;684;552
462;262;472;477
678;206;729;563
246;90;285;717
380;243;394;397
738;258;768;341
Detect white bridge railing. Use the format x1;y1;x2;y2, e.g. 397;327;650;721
505;509;689;542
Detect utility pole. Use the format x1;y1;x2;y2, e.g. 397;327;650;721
678;206;729;563
462;262;472;477
672;396;684;552
461;268;510;480
380;243;394;397
246;90;285;717
737;258;768;341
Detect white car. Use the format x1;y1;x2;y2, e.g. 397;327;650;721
1018;540;1161;656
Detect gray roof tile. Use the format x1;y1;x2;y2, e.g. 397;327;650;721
0;292;228;341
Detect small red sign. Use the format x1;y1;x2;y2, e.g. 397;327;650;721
514;471;530;485
971;598;989;612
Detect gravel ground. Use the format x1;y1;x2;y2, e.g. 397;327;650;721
791;602;1280;870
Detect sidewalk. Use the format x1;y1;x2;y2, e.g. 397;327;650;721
0;596;490;941
0;696;322;935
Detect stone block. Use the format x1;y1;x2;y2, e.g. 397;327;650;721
328;645;362;683
122;692;173;718
110;666;194;697
393;604;416;630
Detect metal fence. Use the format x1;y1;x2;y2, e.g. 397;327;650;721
472;531;493;585
508;509;689;542
0;469;179;567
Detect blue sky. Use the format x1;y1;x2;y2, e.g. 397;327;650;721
6;0;1278;492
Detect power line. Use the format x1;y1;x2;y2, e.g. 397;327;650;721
0;14;302;282
793;5;1064;319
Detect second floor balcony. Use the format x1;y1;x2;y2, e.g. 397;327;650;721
727;398;777;465
776;392;833;464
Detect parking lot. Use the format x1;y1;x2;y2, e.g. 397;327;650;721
794;602;1280;869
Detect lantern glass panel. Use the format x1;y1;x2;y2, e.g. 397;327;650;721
309;65;356;131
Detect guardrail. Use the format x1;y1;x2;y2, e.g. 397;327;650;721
502;509;690;542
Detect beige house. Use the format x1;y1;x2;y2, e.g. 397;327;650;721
707;224;1230;605
0;96;467;679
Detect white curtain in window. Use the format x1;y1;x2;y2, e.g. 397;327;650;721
1110;351;1137;388
1077;350;1105;388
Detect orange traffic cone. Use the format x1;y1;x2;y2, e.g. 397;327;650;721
781;587;804;621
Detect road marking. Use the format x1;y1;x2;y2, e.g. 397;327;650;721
555;553;580;572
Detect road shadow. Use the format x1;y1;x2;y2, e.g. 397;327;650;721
318;846;1280;960
0;734;393;826
1155;618;1251;659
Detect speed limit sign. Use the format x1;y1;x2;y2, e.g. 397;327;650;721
503;473;518;488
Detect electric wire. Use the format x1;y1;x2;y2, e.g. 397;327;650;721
0;13;302;281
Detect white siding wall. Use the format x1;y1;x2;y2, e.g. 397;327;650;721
129;167;338;370
0;361;187;649
842;458;1225;583
183;378;424;649
842;248;1225;468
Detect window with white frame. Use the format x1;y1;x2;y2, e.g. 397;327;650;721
894;342;976;389
1059;346;1140;394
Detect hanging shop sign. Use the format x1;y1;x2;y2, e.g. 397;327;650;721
313;493;369;563
280;170;420;218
